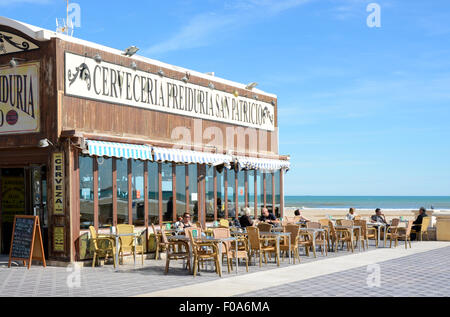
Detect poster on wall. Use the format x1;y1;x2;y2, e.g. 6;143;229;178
0;176;25;223
0;62;40;134
53;152;65;215
53;226;65;252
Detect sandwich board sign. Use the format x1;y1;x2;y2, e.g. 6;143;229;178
8;215;46;269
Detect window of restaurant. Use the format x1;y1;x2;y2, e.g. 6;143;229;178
274;170;281;218
148;161;159;225
237;170;245;216
175;164;187;220
205;165;215;222
227;168;236;218
98;157;113;228
161;163;173;222
132;160;145;227
216;167;225;219
248;170;255;216
79;156;94;229
256;171;264;216
116;158;129;224
266;172;273;214
188;164;198;222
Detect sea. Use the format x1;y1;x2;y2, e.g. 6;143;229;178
284;196;450;210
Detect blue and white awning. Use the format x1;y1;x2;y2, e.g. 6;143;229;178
235;156;290;172
85;140;153;160
152;147;232;167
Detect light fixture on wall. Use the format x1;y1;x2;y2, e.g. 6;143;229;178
130;61;137;70
245;82;258;90
181;72;190;83
38;138;55;148
253;95;259;100
233;90;239;98
9;58;26;68
93;53;102;63
122;46;139;57
157;69;165;77
208;82;215;89
271;100;275;106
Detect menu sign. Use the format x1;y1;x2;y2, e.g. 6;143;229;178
65;52;275;131
10;217;34;259
8;215;46;269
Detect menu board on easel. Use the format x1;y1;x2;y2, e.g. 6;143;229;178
8;215;46;269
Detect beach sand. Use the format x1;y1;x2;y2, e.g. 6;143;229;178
283;207;418;221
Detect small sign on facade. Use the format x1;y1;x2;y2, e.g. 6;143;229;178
53;152;65;215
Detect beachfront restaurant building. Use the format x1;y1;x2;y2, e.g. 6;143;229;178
0;17;290;263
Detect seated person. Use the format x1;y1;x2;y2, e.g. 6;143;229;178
258;207;279;226
346;207;357;220
176;212;193;229
239;207;254;228
371;208;388;225
294;209;310;223
411;207;428;241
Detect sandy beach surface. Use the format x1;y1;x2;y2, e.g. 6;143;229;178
283;207;419;222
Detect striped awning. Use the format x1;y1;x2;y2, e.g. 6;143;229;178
152;147;232;167
85;140;153;160
235;156;291;172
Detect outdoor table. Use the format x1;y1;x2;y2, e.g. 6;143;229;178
258;231;291;264
334;225;361;252
102;232;140;271
299;228;327;255
169;235;239;275
367;222;387;248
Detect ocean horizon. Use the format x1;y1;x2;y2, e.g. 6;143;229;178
284;196;450;210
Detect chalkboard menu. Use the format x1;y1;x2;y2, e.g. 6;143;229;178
8;215;46;269
10;217;35;259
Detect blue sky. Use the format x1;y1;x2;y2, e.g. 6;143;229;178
2;0;450;196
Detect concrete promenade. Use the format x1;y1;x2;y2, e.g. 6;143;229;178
1;241;449;297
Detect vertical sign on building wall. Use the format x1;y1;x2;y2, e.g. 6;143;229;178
53;226;65;252
53;152;64;215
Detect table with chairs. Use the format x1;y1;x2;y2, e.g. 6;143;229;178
87;214;419;278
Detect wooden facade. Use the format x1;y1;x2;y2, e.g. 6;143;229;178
0;18;289;263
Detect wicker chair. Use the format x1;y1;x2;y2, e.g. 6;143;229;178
305;222;328;257
257;222;273;233
213;228;249;273
279;224;302;263
160;226;191;274
334;219;354;252
391;220;413;249
353;220;369;250
187;228;221;277
247;226;280;267
89;226;116;268
411;217;431;241
116;224;145;265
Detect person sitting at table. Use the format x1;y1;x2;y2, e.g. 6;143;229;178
346;208;358;220
370;208;388;225
239;207;254;227
411;207;428;241
294;209;310;223
259;207;279;226
177;212;193;229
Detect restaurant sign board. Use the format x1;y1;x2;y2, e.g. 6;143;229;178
64;52;275;131
53;152;65;215
0;62;40;134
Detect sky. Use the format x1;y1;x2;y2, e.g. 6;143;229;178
2;0;450;196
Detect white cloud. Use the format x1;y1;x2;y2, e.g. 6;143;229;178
144;0;311;56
